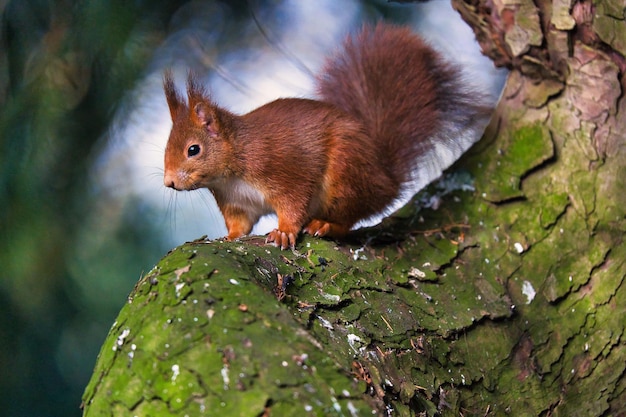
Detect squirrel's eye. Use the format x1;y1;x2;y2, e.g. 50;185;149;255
187;144;200;157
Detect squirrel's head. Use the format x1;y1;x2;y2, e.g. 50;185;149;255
163;72;235;191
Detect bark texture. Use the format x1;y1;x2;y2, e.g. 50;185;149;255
83;1;626;415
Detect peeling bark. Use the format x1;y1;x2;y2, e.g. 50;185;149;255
83;1;626;415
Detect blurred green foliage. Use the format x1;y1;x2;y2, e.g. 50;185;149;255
0;0;185;415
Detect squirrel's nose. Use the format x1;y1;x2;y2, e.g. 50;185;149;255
163;172;177;189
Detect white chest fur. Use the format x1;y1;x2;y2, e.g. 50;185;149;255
211;178;274;219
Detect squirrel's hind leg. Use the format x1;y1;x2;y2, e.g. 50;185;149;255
303;219;350;239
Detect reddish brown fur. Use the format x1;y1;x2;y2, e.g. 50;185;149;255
163;23;488;249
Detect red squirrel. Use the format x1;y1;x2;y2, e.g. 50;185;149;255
163;23;490;249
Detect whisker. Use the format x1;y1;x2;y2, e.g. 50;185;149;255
162;188;178;241
197;189;223;232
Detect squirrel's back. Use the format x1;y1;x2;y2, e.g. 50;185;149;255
317;23;491;221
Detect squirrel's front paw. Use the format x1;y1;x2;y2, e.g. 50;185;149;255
266;229;297;250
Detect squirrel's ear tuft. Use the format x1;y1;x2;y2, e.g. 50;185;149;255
163;70;185;121
186;72;208;109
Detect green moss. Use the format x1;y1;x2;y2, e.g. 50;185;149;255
469;123;554;203
83;243;377;416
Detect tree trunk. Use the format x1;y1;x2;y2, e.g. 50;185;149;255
82;1;626;415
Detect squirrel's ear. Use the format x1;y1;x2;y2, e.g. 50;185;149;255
193;103;219;137
163;71;184;121
186;73;218;136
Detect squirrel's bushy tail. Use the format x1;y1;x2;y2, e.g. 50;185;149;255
317;23;491;217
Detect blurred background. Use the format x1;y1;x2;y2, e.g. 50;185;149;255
0;1;505;416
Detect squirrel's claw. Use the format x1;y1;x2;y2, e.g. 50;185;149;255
266;229;296;250
303;220;349;238
303;220;331;237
